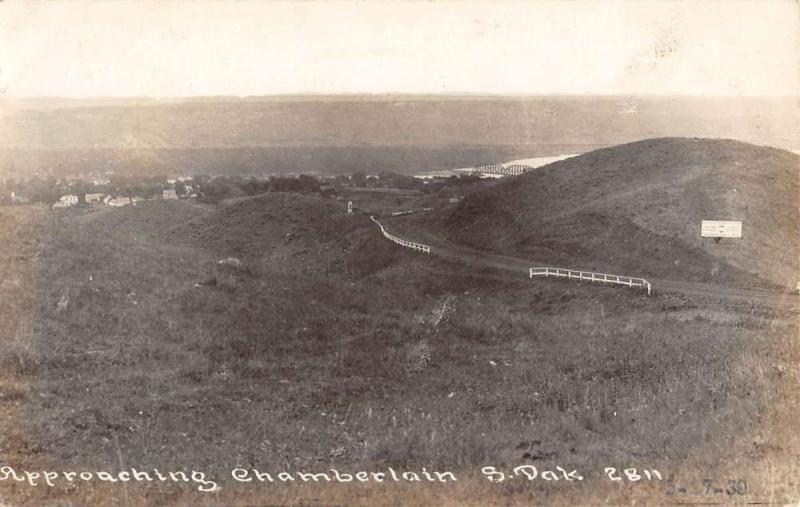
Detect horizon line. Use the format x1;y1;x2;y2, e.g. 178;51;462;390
2;93;797;102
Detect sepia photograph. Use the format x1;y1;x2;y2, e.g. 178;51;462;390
0;1;798;505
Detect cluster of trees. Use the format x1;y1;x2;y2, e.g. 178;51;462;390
1;176;62;204
423;174;486;197
330;171;484;192
196;174;322;203
243;174;321;194
342;172;423;190
103;175;175;199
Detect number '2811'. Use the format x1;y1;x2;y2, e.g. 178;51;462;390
604;467;662;481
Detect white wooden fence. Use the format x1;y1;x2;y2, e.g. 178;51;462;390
370;216;431;254
369;216;650;293
530;267;652;295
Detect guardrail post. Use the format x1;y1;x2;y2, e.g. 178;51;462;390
529;266;652;296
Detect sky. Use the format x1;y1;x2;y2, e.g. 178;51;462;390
0;0;798;98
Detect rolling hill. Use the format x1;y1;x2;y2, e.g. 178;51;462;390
77;198;208;237
444;138;799;289
168;192;366;258
70;192;413;282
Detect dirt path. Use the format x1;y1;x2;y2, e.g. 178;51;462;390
380;216;799;307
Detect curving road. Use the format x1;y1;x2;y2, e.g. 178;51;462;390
380;215;799;308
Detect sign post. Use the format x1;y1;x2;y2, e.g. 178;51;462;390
347;201;353;213
700;220;742;238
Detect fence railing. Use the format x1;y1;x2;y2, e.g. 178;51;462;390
370;216;431;254
530;267;652;295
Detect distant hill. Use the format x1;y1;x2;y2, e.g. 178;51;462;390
445;138;799;289
2;96;796;150
1;96;797;178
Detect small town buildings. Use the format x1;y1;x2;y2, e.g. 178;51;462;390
85;193;105;204
162;189;178;200
107;197;132;207
58;195;79;206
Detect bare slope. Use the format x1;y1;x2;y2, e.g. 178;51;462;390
169;193;366;257
445;138;799;289
81;199;208;239
77;192;407;280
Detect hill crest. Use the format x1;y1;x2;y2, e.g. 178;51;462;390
445;138;799;288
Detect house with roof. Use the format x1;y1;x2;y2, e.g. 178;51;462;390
85;193;106;204
57;194;79;206
107;197;132;207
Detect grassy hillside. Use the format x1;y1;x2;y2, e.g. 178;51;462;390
73;199;209;238
169;193;366;258
2;193;799;504
445;138;799;289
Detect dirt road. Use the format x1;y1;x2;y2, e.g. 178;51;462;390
380;216;799;307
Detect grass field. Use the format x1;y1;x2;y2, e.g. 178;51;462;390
1;188;798;505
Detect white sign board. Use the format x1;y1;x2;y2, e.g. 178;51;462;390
347;201;353;213
701;220;742;238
